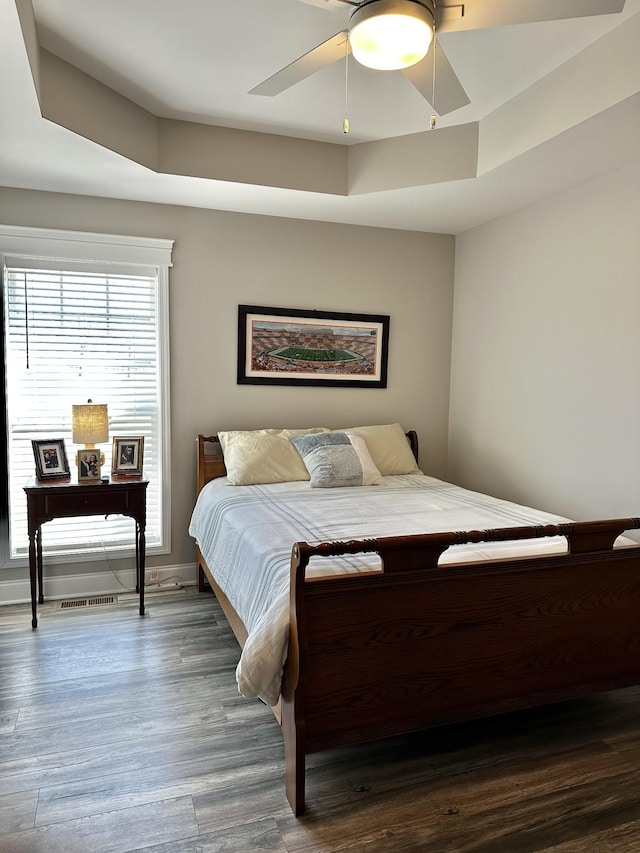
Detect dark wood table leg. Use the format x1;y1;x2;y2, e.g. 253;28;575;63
135;522;140;594
138;522;146;616
36;527;44;604
28;528;38;629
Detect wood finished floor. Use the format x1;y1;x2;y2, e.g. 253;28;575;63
1;587;640;853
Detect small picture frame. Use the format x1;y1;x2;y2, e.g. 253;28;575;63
112;436;144;476
32;439;70;480
77;450;102;482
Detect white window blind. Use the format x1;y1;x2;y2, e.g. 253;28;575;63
1;227;172;563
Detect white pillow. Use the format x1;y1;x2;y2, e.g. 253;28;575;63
338;423;420;475
290;432;382;488
218;427;328;485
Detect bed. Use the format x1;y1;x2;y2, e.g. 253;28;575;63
189;424;640;816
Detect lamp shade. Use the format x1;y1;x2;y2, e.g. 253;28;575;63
72;400;109;445
349;0;434;71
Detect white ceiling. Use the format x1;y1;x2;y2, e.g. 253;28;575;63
1;0;639;234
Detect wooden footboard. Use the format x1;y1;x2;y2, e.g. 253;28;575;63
281;518;640;815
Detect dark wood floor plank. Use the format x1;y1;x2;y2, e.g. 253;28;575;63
0;789;38;835
0;710;17;735
0;713;275;800
34;741;285;826
12;672;231;731
0;795;199;853
128;817;288;852
545;818;640;852
1;699;230;769
193;772;294;835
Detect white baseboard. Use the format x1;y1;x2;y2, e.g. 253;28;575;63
0;563;197;606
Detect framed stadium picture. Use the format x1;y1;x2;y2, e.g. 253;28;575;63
237;305;390;388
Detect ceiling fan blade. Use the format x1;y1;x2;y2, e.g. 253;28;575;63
436;0;627;33
402;40;470;115
297;0;357;9
250;31;350;96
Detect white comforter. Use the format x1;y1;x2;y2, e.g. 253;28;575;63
189;474;575;705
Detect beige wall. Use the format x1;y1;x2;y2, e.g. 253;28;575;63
0;187;455;598
449;160;640;527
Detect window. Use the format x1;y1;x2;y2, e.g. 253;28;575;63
0;226;173;564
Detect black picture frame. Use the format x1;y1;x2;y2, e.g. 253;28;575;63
237;305;390;388
32;438;70;480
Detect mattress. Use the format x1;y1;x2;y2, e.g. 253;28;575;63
189;473;575;705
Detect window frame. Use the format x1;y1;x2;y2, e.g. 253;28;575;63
0;225;173;568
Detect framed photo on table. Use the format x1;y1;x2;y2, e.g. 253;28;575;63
112;436;144;476
32;438;70;480
77;450;101;482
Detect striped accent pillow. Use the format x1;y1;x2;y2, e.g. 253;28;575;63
291;432;382;488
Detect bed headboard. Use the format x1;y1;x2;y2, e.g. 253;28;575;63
195;435;225;495
195;430;419;496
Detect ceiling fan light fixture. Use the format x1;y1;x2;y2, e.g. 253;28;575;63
349;0;434;71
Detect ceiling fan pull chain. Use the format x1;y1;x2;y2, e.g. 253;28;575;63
343;41;350;134
430;13;437;129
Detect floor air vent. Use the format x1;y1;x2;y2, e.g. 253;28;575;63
57;595;118;610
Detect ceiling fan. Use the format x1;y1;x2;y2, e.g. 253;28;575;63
250;0;627;117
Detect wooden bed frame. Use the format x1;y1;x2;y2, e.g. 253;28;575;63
194;433;640;816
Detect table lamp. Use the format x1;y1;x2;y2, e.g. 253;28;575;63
72;399;109;465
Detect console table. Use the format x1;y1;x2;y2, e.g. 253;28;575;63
24;476;149;628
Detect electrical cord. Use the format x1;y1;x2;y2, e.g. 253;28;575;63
97;515;183;592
